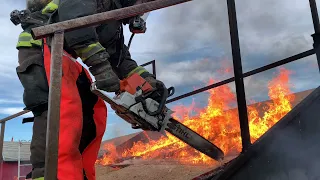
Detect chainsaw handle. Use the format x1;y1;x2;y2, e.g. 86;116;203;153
138;84;170;116
167;86;175;97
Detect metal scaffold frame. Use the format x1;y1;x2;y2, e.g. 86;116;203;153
0;0;320;179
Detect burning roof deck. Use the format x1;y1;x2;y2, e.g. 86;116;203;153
96;68;316;172
195;85;320;180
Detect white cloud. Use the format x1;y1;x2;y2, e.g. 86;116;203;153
0;2;24;78
0;99;23;104
156;58;229;87
120;0;316;83
0;1;26;105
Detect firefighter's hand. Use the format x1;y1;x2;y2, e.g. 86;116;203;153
20;11;49;30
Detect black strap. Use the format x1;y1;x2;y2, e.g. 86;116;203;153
22;117;35;124
26;171;32;179
116;25;125;67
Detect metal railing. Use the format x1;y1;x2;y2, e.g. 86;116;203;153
0;0;319;179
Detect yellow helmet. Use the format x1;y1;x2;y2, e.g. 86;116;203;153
26;0;51;12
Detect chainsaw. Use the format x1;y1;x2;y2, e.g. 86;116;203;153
90;73;225;161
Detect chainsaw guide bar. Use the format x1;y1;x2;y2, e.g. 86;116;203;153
91;83;224;161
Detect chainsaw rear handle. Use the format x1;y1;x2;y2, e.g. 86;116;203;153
167;87;175;97
138;86;174;116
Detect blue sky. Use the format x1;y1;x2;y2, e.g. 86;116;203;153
1;0;320;142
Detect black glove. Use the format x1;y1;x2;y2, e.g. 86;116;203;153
122;15;147;34
22;11;49;30
145;76;168;103
84;51;121;92
129;16;146;34
10;9;49;30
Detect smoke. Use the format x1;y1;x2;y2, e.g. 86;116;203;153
123;0;320;101
106;122;128;139
155;0;313;59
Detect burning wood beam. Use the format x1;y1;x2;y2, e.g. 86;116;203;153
31;0;193;39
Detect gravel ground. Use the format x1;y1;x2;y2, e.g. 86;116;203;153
96;157;236;180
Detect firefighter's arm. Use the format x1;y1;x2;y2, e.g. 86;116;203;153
16;31;43;66
16;31;49;114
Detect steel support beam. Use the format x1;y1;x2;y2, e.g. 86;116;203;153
140;60;154;67
243;49;315;77
152;60;157;78
0;110;30;123
31;0;193;39
140;60;157;78
0;122;5;162
309;0;320;33
309;0;320;73
0;122;4;180
44;31;64;180
226;0;251;151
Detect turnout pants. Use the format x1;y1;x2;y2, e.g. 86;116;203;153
30;40;107;180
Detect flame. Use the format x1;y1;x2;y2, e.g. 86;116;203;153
249;68;294;142
98;67;295;166
95;143;118;165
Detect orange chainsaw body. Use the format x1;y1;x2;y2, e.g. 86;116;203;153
119;73;153;95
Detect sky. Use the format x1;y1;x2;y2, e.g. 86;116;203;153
0;0;320;142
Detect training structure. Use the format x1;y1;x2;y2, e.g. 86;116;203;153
0;0;320;179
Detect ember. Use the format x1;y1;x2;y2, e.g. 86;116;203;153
98;67;294;166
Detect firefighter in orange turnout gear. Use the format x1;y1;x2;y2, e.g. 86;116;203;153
15;9;107;180
16;37;108;180
14;0;168;179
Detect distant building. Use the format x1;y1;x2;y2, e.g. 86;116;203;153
0;141;32;180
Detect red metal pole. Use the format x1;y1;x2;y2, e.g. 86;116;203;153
0;122;5;180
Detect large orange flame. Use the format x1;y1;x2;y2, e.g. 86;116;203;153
98;67;295;166
96;143;118;166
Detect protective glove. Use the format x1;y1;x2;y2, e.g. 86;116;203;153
144;76;168;103
84;51;121;92
10;9;49;31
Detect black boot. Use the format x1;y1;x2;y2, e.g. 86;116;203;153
30;111;48;179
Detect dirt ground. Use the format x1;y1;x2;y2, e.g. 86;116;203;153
96;157;235;180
